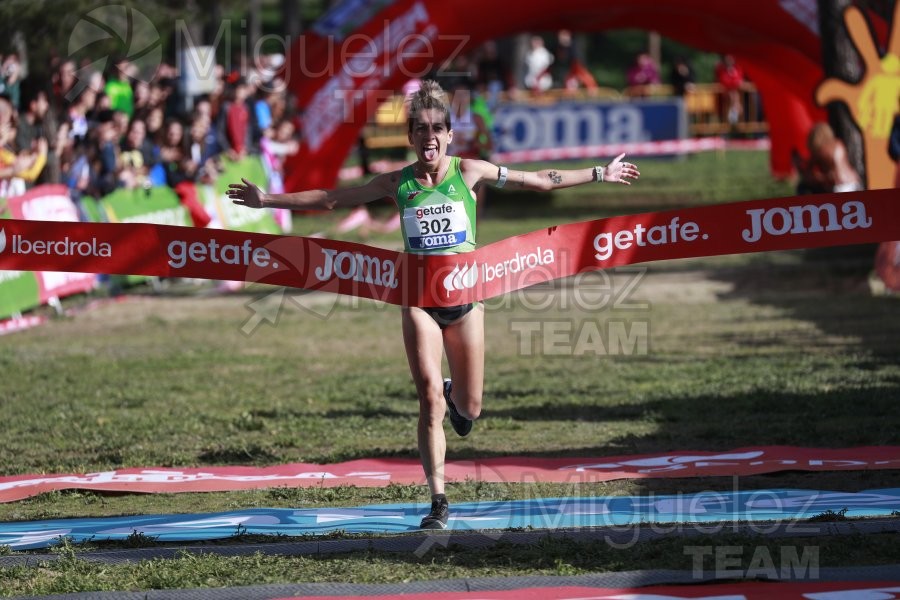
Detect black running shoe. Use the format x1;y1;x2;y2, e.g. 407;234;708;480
419;496;449;530
444;378;473;437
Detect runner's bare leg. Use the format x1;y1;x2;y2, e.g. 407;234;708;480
442;303;484;420
401;307;448;496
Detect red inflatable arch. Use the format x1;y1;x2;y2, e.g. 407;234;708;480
283;0;830;192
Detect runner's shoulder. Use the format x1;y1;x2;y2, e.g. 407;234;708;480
459;157;497;181
368;169;406;199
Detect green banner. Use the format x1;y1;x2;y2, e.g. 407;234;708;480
0;213;41;319
98;186;192;287
77;196;105;224
100;185;192;226
0;269;40;320
202;156;282;234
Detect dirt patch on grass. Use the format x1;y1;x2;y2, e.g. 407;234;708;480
70;294;250;327
621;270;735;304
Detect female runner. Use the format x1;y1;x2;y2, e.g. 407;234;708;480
228;80;640;528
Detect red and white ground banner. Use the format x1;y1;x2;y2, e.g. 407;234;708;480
279;582;900;600
1;446;897;502
1;190;898;308
0;315;46;335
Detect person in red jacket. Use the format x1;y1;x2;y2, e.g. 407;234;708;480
225;78;253;159
715;54;744;127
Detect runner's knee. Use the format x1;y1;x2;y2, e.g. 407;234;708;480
454;390;482;420
418;381;446;422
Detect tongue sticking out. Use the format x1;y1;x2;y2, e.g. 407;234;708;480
423;147;437;161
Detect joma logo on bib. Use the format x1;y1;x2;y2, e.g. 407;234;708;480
315;248;399;289
742;201;872;243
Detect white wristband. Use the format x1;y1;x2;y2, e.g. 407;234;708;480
497;165;508;188
594;165;604;183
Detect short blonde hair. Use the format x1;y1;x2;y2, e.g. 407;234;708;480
407;80;451;133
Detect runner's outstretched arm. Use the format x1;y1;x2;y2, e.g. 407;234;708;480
461;152;639;191
227;171;399;210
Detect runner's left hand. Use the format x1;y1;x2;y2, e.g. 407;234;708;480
604;153;641;185
227;178;265;208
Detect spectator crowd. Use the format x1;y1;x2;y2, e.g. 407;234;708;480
0;51;299;224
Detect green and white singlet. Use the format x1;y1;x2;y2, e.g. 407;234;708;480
396;156;477;254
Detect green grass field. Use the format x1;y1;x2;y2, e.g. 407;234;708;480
1;151;899;596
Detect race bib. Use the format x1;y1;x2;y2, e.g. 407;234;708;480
403;201;469;250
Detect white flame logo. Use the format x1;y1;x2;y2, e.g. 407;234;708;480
443;262;478;294
0;229;6;254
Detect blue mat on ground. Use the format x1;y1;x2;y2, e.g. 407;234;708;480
2;488;899;550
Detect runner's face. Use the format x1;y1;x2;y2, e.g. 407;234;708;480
410;108;452;166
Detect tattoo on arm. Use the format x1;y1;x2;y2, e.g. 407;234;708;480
520;172;525;186
548;170;562;185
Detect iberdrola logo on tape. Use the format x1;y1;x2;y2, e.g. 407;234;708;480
442;248;556;295
482;247;555;282
0;228;112;257
443;262;478;294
